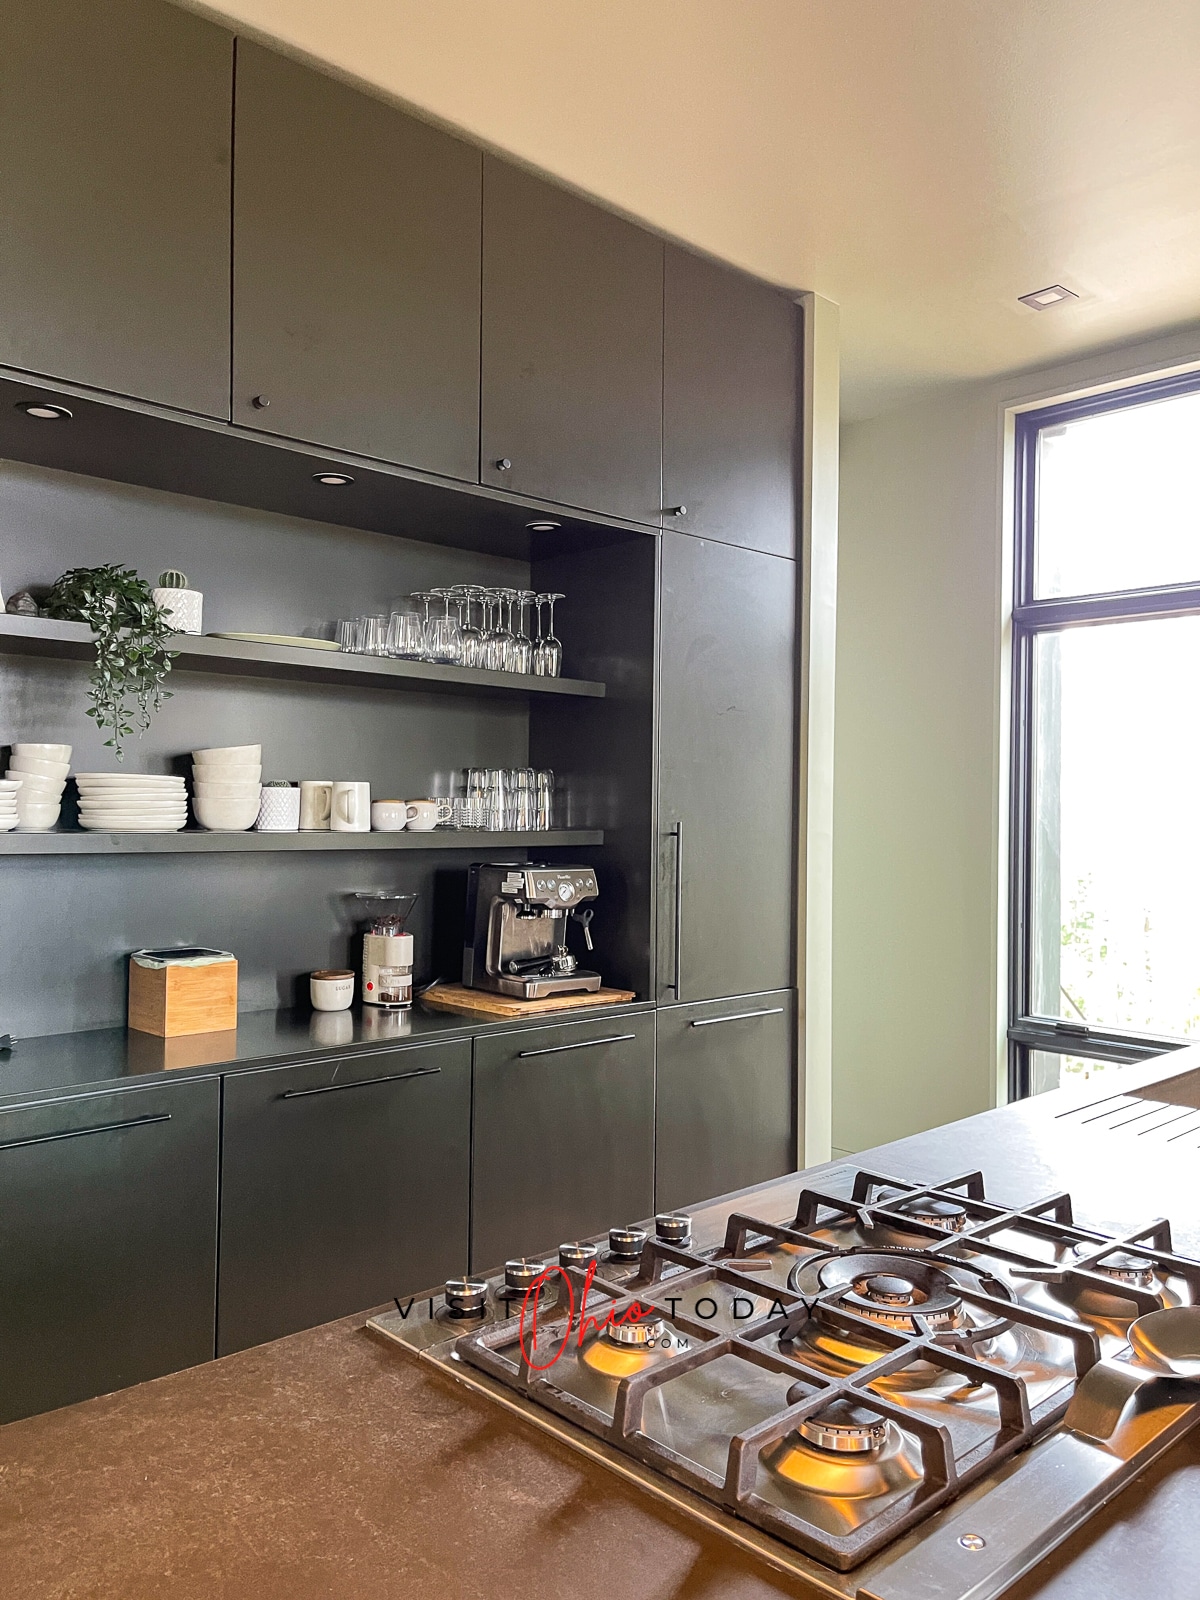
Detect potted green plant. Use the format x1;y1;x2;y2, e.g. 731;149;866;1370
42;565;177;760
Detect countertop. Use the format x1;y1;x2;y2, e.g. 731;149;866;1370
0;996;655;1109
3;1051;1200;1599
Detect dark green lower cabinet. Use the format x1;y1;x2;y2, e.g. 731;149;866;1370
0;1079;219;1425
471;1015;655;1271
217;1041;470;1355
655;992;796;1213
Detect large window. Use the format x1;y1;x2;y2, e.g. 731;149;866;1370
1010;370;1200;1098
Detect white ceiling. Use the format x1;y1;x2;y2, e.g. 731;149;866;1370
183;0;1200;419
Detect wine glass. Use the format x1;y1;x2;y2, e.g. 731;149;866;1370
535;593;564;677
489;588;517;672
410;592;436;661
455;586;485;669
513;590;536;675
427;587;463;665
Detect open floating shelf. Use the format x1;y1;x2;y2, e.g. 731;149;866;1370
0;616;606;701
0;828;603;856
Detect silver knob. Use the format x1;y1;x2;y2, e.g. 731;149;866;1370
655;1213;693;1247
443;1277;488;1317
666;505;686;516
250;394;270;409
559;1241;599;1270
608;1226;647;1261
495;457;512;471
504;1258;548;1294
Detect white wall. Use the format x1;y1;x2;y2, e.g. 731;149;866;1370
832;322;1200;1156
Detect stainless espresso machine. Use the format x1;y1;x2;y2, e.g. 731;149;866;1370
462;864;601;999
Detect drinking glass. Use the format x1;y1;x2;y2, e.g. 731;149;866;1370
358;614;388;656
387;605;426;660
335;619;355;652
455;586;486;669
411;592;436;661
534;593;564;677
511;767;535;831
513;591;536;675
427;588;464;665
483;767;510;832
535;768;554;831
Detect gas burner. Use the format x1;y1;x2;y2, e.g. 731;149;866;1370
606;1311;667;1347
890;1195;969;1232
819;1254;969;1333
796;1400;889;1455
1095;1251;1156;1288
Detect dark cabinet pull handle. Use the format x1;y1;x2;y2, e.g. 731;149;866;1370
517;1032;636;1059
668;820;684;996
0;1112;171;1153
281;1066;441;1099
690;1007;785;1028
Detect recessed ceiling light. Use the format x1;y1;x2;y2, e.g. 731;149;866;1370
1018;284;1079;310
525;519;561;532
17;400;73;420
312;471;354;486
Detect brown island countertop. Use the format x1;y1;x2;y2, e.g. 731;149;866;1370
3;1051;1200;1600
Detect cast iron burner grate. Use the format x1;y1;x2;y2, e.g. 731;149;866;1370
452;1168;1200;1572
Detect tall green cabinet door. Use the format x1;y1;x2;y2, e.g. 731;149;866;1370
663;246;799;558
233;42;482;481
480;158;663;524
0;0;232;417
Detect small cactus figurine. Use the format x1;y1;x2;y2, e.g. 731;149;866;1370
152;568;203;634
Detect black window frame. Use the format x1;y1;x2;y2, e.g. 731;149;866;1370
1009;366;1200;1098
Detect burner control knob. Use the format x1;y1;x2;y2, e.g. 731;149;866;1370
608;1226;647;1261
655;1213;693;1247
443;1278;489;1317
559;1241;599;1270
504;1258;548;1294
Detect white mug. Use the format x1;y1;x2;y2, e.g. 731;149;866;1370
299;779;333;831
405;798;453;832
310;969;354;1011
371;799;408;832
332;780;371;832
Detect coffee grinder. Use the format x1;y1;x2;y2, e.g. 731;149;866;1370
354;893;417;1010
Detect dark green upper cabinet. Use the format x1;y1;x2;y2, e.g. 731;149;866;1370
480;159;663;524
663;246;798;557
233;42;481;481
0;0;232;418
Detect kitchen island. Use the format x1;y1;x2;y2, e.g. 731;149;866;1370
3;1052;1199;1600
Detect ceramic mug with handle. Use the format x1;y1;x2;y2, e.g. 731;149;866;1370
332;781;371;832
299;779;333;831
405;798;453;832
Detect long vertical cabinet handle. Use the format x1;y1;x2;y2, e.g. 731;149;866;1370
672;820;684;997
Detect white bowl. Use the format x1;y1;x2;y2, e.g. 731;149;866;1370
6;770;65;797
191;762;262;783
16;803;60;831
191;745;262;765
9;756;71;779
193;778;263;799
12;743;71;763
193;793;261;832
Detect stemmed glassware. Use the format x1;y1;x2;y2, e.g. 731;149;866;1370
426;587;463;665
456;586;486;668
513;591;536;675
487;588;517;672
534;593;564;677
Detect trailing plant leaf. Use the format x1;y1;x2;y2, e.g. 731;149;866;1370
42;565;177;760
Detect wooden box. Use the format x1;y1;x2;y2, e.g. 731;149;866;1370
128;948;238;1037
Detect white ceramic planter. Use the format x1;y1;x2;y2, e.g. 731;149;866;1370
153;586;203;634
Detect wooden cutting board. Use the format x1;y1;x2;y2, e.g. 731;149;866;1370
420;982;637;1019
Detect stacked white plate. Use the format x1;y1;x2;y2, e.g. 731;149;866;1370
191;744;262;831
75;773;188;832
6;742;72;831
0;777;21;832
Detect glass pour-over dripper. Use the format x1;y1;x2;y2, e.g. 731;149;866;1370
354;892;418;933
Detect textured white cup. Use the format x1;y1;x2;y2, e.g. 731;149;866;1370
332;781;370;832
299;779;333;830
370;799;408;832
256;786;301;831
310;970;354;1011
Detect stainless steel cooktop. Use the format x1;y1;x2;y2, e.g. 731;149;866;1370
368;1166;1200;1600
